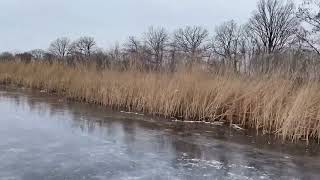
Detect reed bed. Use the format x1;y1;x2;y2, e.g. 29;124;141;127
1;61;320;143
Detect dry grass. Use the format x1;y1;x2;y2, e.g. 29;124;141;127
1;61;320;143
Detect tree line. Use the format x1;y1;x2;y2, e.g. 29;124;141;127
2;0;320;78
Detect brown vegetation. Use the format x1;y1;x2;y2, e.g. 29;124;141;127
1;61;320;143
2;0;320;143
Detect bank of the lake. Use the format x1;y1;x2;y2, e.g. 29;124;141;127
1;62;320;143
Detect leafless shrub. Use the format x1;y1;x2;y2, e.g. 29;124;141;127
15;52;33;63
29;49;46;60
0;52;14;61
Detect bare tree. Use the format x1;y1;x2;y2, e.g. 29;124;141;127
123;36;147;68
174;26;209;63
48;37;71;58
298;0;320;30
240;25;266;73
248;0;299;54
144;27;169;69
124;36;141;54
167;40;179;72
212;20;242;72
297;0;320;54
70;36;97;57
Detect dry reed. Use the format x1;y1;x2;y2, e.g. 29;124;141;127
1;61;320;143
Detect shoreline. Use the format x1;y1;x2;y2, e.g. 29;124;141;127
1;85;319;156
1;62;320;144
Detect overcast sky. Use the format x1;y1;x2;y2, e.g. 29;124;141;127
1;0;261;52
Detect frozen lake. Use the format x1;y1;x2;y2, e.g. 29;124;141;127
0;87;319;180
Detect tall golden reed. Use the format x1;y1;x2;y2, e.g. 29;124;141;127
1;61;320;143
